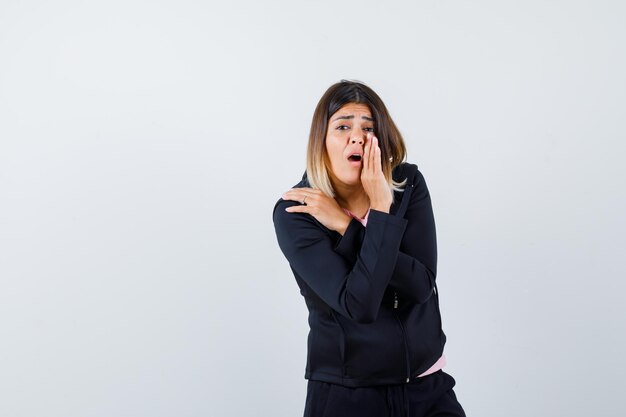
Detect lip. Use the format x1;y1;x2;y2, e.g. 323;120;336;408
346;150;364;162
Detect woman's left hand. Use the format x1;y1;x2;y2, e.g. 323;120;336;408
282;188;352;235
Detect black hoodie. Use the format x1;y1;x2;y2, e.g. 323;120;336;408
272;162;446;387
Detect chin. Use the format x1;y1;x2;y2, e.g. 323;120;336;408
336;172;361;186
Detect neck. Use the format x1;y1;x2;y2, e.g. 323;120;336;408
332;181;370;215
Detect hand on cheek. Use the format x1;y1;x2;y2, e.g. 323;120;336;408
360;134;392;212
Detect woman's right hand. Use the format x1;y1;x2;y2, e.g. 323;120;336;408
361;133;393;213
282;187;353;235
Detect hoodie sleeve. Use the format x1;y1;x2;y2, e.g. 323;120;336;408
388;169;438;304
332;169;438;305
273;200;408;323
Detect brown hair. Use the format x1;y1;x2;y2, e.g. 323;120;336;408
306;79;408;198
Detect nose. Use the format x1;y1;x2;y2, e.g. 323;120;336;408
350;133;365;145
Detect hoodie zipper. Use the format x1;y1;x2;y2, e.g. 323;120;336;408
393;291;411;382
391;180;415;383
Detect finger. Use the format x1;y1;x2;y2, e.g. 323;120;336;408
282;189;302;198
294;187;317;193
366;136;372;171
285;204;309;213
283;187;317;197
369;136;377;171
281;191;293;200
282;194;303;203
283;191;311;204
374;138;382;173
361;140;369;171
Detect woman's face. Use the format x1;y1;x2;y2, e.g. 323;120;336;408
325;102;375;187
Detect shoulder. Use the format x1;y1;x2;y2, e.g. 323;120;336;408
392;161;424;186
272;178;328;256
271;176;312;226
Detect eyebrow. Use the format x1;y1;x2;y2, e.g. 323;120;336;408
332;115;374;122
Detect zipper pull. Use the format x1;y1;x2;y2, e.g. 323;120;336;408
393;292;398;309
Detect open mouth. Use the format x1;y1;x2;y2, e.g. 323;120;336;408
348;154;362;162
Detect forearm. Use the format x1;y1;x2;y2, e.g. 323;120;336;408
333;169;438;305
274;202;408;323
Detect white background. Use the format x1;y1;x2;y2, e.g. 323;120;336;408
1;1;624;416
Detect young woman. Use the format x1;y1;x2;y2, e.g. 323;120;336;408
272;80;466;417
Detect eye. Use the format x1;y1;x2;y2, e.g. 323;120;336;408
336;125;350;131
364;127;375;132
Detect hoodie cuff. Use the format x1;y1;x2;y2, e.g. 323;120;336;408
367;209;409;229
333;210;408;260
333;217;364;260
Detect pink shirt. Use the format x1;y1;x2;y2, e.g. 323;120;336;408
341;207;446;378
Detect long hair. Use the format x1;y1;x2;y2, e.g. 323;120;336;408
306;80;408;198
